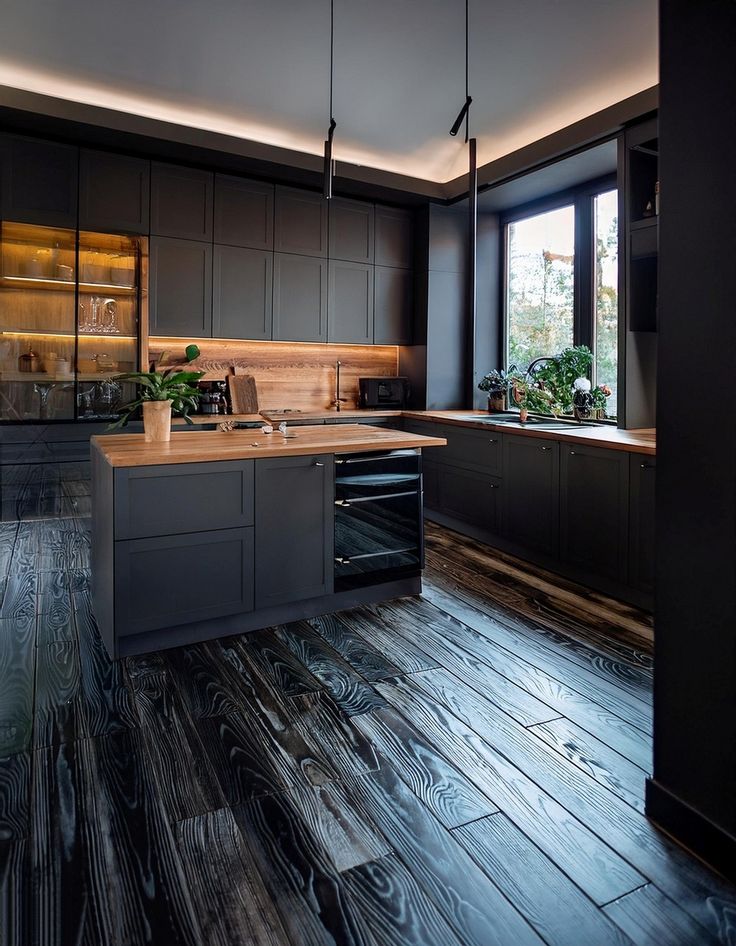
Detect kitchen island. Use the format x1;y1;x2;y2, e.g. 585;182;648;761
91;424;446;658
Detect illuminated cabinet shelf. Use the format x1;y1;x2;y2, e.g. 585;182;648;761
0;222;146;422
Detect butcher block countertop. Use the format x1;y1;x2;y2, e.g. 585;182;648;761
403;411;656;456
92;424;447;468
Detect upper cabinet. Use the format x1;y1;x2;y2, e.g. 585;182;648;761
79;150;150;234
213;244;273;340
274;186;328;257
214;174;274;250
374;266;413;345
328;260;374;344
149;236;213;337
273;252;327;342
375;205;414;269
150;163;213;241
0;135;78;228
329;197;374;264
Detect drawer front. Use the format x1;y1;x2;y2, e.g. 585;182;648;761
115;528;254;637
441;425;502;475
402;420;447;463
438;465;501;533
114;461;254;539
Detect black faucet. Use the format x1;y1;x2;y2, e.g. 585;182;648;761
332;360;347;412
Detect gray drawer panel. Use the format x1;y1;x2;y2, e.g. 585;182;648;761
115;527;254;637
114;460;254;539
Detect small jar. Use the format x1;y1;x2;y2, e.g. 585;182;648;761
18;347;40;372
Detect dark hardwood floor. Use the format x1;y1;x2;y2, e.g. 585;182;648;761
2;464;736;946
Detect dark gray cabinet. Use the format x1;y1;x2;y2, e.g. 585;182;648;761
328;260;373;344
151;163;214;240
214;174;274;249
423;461;440;510
114;461;254;540
374;265;413;344
274;186;328;257
560;444;629;582
0;134;78;228
79;150;150;233
115;528;254;637
329;197;374;263
502;435;559;556
438;465;501;534
273;252;327;342
255;454;334;608
149;236;213;337
629;454;656;592
375;205;413;268
441;424;502;476
213;245;273;339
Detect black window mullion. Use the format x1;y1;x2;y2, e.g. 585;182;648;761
574;192;594;355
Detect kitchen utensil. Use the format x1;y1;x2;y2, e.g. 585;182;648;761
18;347;40;372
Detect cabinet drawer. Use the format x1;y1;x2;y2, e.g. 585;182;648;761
115;528;254;637
441;424;502;475
114;461;254;539
438;464;501;533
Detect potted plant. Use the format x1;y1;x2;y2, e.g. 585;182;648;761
478;368;514;412
109;344;204;442
507;368;556;423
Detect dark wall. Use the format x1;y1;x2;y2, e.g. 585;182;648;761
650;0;736;871
474;213;502;410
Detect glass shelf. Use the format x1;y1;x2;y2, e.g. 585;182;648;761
0;275;136;293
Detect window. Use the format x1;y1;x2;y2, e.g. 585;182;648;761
594;189;619;416
504;182;619;419
506;205;575;371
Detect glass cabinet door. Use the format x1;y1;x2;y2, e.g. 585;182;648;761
76;232;143;421
0;224;144;423
0;222;77;420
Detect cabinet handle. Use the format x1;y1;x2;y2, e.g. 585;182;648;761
488;438;498;444
314;461;325;467
335;499;351;507
489;484;499;489
335;556;352;565
570;451;576;456
540;446;551;451
640;462;654;469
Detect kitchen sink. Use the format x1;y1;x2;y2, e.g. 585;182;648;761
450;413;596;429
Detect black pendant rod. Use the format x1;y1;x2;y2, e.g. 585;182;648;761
323;0;336;199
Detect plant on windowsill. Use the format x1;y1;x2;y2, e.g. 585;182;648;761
507;369;557;423
478;368;515;412
108;344;204;442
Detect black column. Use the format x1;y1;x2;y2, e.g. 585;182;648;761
647;0;736;879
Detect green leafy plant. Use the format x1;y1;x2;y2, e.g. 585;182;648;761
506;368;557;415
533;345;594;414
108;344;204;430
478;368;515;394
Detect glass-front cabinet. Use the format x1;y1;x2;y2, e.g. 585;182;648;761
0;222;145;422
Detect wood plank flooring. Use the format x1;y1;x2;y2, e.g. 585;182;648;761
1;474;735;945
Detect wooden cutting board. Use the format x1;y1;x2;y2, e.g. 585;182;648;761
227;374;259;414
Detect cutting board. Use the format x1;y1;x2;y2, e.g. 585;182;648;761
228;374;259;414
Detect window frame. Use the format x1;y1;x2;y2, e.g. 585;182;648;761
500;172;618;413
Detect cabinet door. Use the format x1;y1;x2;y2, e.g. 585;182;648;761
438;465;501;534
274;186;328;257
560;444;629;582
0;134;78;228
329;197;374;263
213;245;273;340
375;205;413;268
422;461;440;510
151;163;213;240
149;236;213;337
441;424;502;476
273;252;327;342
214;174;274;249
374;265;413;344
79;150;150;233
328;260;373;344
255;454;334;608
629;454;656;592
115;528;254;637
502;435;559;556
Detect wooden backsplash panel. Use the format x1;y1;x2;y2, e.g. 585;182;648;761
147;338;399;411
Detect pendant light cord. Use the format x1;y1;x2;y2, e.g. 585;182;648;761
329;0;334;124
464;0;470;142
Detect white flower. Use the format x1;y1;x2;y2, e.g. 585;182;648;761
573;377;591;393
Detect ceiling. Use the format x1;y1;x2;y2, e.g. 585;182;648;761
0;0;657;184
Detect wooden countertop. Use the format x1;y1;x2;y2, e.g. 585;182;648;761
174;409;402;427
92;424;447;468
403;411;656;455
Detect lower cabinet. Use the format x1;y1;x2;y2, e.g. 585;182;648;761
560;444;629;583
502;435;559;556
629;454;656;592
436;465;501;534
254;454;334;608
115;528;254;637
